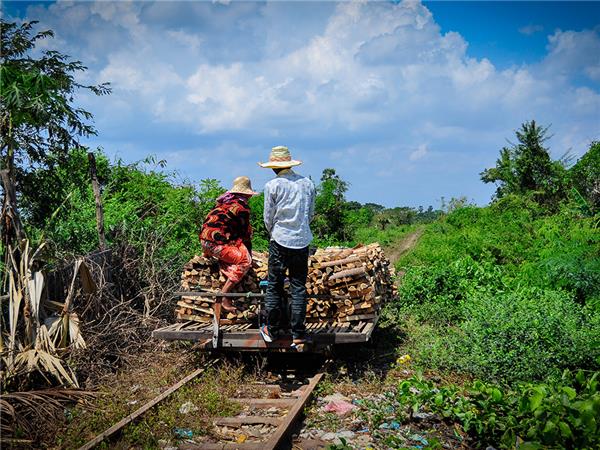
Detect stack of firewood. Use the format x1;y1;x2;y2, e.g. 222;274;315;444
175;243;396;324
176;252;268;322
306;243;396;323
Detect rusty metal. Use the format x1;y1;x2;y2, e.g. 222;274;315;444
179;370;326;449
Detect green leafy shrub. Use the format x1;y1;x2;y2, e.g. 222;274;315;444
368;370;600;449
397;257;505;324
24;150;228;270
457;289;600;383
392;194;599;384
248;193;269;251
570;141;600;213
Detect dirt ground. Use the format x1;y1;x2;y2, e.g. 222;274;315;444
384;227;424;265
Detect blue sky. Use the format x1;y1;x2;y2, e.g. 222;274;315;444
3;1;599;208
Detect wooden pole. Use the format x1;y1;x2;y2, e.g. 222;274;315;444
87;152;106;251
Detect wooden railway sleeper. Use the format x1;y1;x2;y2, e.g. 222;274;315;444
180;371;325;450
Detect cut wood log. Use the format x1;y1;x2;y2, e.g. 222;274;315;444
176;243;394;325
327;266;367;281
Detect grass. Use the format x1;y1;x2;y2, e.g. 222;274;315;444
53;349;254;449
353;224;418;248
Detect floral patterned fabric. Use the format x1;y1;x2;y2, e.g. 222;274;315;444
200;193;252;251
201;240;252;284
200;192;253;283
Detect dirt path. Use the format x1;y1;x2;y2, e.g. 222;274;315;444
384;226;424;264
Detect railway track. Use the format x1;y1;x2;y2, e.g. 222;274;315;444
78;357;328;450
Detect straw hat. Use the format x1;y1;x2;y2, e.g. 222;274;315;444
258;146;302;169
229;176;258;196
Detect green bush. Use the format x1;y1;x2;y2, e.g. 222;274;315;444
391;194;600;384
248;193;269;251
458;289;600;383
396;257;505;324
24;150;226;268
373;370;600;449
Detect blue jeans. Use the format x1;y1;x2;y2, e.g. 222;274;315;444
265;240;309;340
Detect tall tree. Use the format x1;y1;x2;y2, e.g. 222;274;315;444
480;120;568;207
570;141;600;213
314;168;350;241
0;20;110;246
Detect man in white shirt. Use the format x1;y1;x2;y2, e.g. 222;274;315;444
258;146;316;347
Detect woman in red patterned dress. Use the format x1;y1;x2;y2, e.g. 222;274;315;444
200;176;257;313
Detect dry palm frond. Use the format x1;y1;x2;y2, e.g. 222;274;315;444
78;259;97;294
47;313;86;351
0;388;94;437
47;258;87;350
11;326;79;388
27;271;44;332
5;241;46;348
6;270;23;368
2;240;85;389
68;313;86;349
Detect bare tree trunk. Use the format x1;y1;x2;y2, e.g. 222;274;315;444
1;115;25;251
0;166;25;247
88;152;106;251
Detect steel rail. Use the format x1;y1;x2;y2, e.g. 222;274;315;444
77;358;219;450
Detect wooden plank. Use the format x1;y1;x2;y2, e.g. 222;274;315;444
214;416;281;427
362;322;374;335
364;315;379;340
233;398;295;407
77;361;217;450
333;333;369;344
355;321;368;333
248;384;282;394
153;328;369;346
262;372;325;449
341;313;376;322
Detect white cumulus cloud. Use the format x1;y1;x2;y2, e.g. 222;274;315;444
12;0;600;206
410;144;428;161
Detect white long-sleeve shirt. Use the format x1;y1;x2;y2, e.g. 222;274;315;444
263;169;316;249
